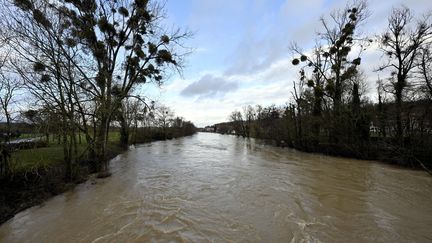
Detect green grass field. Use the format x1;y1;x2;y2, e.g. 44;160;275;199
10;132;122;171
16;133;44;139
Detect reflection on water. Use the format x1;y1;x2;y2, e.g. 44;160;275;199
1;133;431;242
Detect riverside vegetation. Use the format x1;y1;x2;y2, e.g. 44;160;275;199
0;0;195;224
216;3;432;172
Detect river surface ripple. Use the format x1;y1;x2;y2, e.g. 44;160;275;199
1;133;432;242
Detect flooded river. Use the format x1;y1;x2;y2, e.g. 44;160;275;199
1;133;432;242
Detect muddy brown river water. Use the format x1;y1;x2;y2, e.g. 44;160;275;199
1;132;432;242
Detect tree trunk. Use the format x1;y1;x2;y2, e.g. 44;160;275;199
395;76;404;144
331;74;343;144
95;115;108;173
378;92;387;138
312;87;322;145
63;129;72;181
296;103;302;145
5;113;11;142
119;112;129;149
133;119;138;144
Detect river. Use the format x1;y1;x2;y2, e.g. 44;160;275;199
1;133;431;242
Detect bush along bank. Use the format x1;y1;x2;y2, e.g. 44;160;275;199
214;101;432;172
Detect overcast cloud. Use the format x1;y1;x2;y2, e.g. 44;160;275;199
180;74;238;98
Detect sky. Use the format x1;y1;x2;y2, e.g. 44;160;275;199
146;0;432;127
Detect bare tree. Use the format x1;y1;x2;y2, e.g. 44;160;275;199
229;110;246;137
154;105;174;139
292;72;306;142
418;43;432;100
242;105;255;137
3;0;190;176
116;97;148;148
292;1;370;142
378;6;432;141
0;74;21;142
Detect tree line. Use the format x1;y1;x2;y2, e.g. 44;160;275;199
0;0;195;180
224;2;432;170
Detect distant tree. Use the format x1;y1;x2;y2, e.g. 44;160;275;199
229;110;245;136
0;55;16;177
155;105;174;139
0;68;21;142
242;105;255;137
254;105;282;140
115;97;150;148
418;43;432;100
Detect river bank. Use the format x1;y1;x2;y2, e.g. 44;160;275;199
287;139;431;173
0;132;196;225
210;131;431;173
0;144;121;225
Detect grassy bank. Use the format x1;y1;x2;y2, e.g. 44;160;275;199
9;132;120;171
0;132;123;224
0;130;196;224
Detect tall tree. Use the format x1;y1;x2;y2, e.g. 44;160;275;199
378;6;432;141
8;0;189;175
418;43;432;100
292;1;369;142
